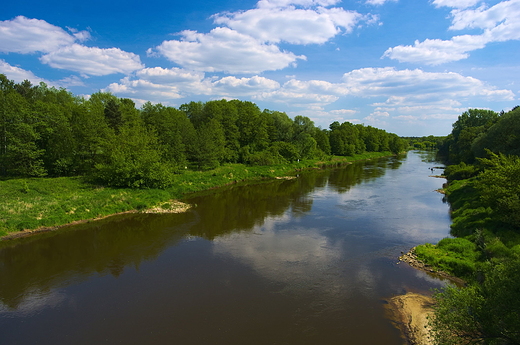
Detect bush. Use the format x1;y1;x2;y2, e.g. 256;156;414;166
444;162;480;181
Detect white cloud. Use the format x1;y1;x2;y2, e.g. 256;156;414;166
341;67;515;101
0;59;48;84
213;5;362;45
57;75;85;87
104;70;281;103
449;0;520;40
255;79;344;106
363;110;390;127
150;27;305;74
0;16;88;54
382;35;487;65
431;0;481;9
212;76;280;96
384;0;520;65
104;77;185;103
365;0;398;5
40;44;144;76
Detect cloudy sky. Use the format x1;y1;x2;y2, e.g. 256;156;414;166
1;0;519;136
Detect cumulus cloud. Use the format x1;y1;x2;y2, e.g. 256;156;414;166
40;44;144;76
0;59;49;84
382;35;487;65
0;16;89;54
213;5;362;45
104;67;213;103
384;0;520;65
104;77;185;103
150;27;305;74
104;69;281;103
0;16;141;77
449;0;520;39
255;79;345;106
363;110;390;127
341;67;515;101
212;76;280;96
136;67;205;84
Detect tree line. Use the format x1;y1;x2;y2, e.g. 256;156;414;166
0;74;407;188
423;106;520;344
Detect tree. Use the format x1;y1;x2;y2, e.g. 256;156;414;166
449;109;499;163
472;107;520;158
476;152;520;229
190;118;226;170
431;259;520;345
141;102;189;171
0;90;46;177
91;125;173;188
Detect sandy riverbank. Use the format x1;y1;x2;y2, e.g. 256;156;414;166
385;292;435;345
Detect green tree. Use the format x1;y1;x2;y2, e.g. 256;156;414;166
449;109;499;163
191;118;226;170
141;102;189;171
0;89;46;176
431;259;520;345
472;107;520;158
477;153;520;228
91;125;173;188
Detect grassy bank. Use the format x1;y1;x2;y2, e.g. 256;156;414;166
0;152;394;238
413;178;520;281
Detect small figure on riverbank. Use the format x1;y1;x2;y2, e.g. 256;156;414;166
430;167;434;173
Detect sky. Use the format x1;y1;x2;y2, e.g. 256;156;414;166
1;0;519;136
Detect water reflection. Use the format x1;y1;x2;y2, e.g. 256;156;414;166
0;212;194;310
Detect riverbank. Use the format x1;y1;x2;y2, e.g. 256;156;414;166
1;152;396;239
386;292;435;345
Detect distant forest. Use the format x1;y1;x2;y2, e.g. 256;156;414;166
0;74;407;188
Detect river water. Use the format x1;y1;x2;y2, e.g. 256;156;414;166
0;151;451;345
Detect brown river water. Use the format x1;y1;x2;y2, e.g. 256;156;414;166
0;151;451;345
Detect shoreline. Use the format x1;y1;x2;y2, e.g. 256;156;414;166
0;200;192;241
398;247;466;286
387;248;466;345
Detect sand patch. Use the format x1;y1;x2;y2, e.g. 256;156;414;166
385;292;435;345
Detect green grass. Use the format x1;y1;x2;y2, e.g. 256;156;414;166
415;238;480;279
0;152;394;238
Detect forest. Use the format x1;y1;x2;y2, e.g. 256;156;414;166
415;107;520;344
0;74;406;189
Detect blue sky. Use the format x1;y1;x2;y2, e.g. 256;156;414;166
1;0;519;136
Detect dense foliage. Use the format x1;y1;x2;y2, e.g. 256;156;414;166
0;74;407;188
416;106;520;344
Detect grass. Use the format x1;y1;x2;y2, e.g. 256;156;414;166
415;238;480;279
0;152;394;238
414;175;520;282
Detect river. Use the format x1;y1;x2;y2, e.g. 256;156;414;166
0;151;451;345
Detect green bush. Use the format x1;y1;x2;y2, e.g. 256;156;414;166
444;162;480;181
